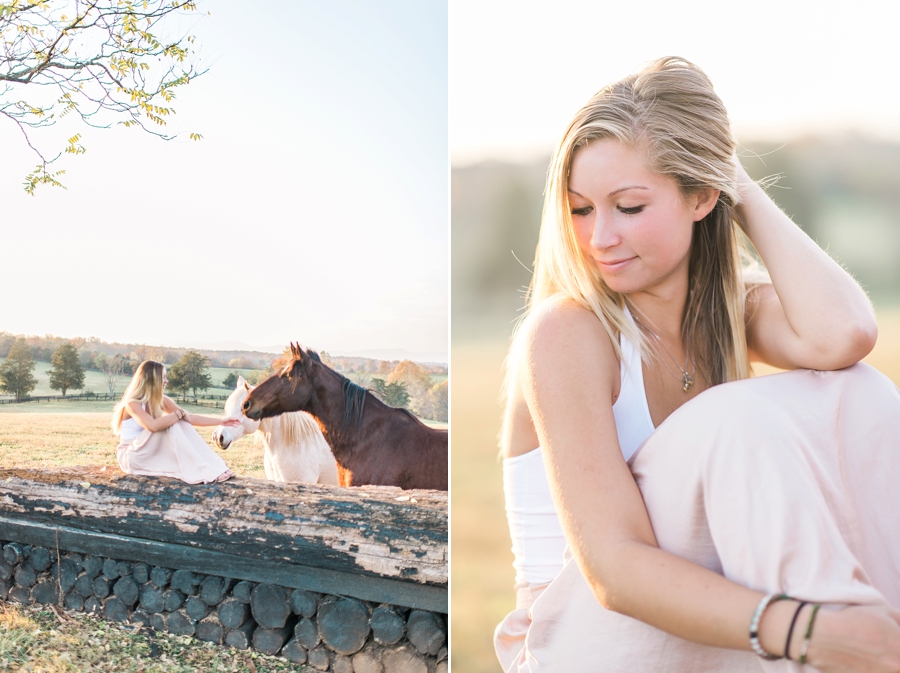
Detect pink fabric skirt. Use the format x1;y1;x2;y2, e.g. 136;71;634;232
117;420;229;485
495;364;900;672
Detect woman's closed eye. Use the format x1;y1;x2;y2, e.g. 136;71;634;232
617;205;644;215
571;206;593;217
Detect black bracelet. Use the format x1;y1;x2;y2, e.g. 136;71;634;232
784;601;807;660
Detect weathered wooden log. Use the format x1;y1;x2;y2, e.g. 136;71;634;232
149;612;165;632
165;610;195;636
170;569;197;595
150;566;172;588
56;558;79;592
218;598;250;629
0;580;8;601
92;576;111;598
84;595;102;613
184;595;209;621
294;617;320;649
33;579;59;604
140;584;165;613
224;618;256;649
381;645;427;673
14;562;36;588
132;563;150;584
289;589;318;618
317;598;370;655
200;575;233;605
30;547;51;571
3;543;23;565
250;583;291;629
74;574;93;597
0;559;12;581
8;586;30;604
406;610;445;656
82;556;102;579
233;580;254;603
102;558;119;579
307;645;331;671
131;609;151;627
113;576;139;607
0;467;446;611
252;621;294;655
196;615;224;644
104;597;130;622
163;589;185;612
371;605;405;645
281;637;308;664
333;655;354;673
351;645;384;673
64;590;84;611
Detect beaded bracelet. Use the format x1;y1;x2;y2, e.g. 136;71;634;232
797;603;822;665
749;593;791;660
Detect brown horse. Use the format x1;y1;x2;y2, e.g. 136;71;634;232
242;344;448;491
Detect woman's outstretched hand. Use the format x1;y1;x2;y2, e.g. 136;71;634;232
807;605;900;672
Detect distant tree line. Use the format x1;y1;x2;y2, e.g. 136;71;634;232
0;333;448;421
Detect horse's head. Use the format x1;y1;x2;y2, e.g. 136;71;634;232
213;376;261;449
243;343;317;420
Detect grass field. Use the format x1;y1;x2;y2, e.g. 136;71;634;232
450;307;900;673
0;361;261;401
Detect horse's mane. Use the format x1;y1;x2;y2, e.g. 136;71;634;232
258;410;322;447
341;378;367;431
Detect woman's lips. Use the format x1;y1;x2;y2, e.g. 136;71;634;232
596;256;636;272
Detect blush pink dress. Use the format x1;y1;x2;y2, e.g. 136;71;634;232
117;407;229;484
496;361;900;672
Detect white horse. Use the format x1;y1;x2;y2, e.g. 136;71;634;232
212;376;339;485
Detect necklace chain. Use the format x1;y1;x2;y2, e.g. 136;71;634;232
632;312;695;392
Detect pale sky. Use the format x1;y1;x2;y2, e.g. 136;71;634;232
451;0;900;165
1;1;448;361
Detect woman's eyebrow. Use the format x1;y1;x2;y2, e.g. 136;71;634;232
608;185;649;197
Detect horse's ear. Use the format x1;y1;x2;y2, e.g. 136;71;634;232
240;376;252;391
290;342;303;360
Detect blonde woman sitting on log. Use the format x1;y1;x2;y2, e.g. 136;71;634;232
112;360;239;484
496;57;900;672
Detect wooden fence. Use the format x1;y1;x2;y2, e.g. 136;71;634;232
0;392;231;407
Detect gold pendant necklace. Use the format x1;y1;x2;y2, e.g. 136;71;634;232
632;313;695;392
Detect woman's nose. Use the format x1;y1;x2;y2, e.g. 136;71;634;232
590;212;620;250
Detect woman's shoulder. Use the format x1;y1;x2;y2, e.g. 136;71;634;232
514;297;618;377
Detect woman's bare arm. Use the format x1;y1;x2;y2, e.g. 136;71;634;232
124;401;181;433
737;162;877;370
521;301;900;666
162;397;238;428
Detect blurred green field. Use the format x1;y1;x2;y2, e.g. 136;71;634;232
450;307;900;673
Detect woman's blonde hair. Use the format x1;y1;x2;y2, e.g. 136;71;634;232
529;56;765;385
111;360;166;434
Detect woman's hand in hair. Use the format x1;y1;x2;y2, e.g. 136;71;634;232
733;155;877;371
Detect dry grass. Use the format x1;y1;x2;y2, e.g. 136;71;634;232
0;406;267;478
450;308;900;673
0;602;314;672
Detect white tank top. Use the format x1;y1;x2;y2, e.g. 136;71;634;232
118;404;146;442
503;309;655;586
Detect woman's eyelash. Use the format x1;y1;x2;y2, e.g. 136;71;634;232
618;205;644;215
571;206;593;217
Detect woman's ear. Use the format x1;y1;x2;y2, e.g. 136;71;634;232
692;189;721;222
